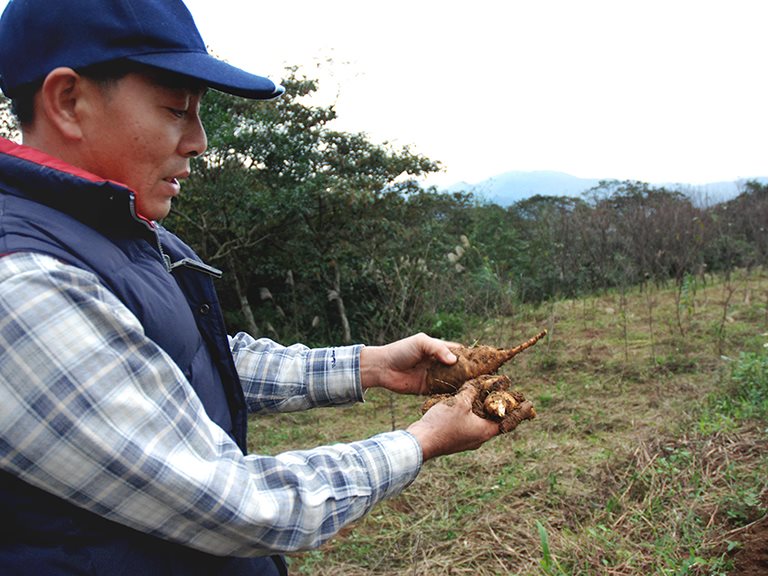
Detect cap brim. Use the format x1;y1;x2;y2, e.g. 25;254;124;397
127;51;284;100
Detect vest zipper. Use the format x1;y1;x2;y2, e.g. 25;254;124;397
126;192;219;277
125;192;172;272
156;237;173;272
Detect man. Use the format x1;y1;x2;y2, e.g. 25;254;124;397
0;0;500;574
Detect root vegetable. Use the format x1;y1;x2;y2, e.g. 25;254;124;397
420;331;545;434
426;329;547;394
421;374;536;434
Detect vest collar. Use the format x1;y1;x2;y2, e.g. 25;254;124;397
0;137;155;236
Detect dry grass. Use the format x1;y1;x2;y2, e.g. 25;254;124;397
248;269;768;575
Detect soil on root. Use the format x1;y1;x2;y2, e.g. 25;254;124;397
730;517;768;576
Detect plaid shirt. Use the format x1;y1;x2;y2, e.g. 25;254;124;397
0;251;422;556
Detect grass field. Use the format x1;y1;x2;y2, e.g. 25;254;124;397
247;269;768;575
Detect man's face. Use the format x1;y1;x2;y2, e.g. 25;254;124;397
78;71;207;221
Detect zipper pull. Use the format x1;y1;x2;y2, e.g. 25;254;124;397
169;257;224;279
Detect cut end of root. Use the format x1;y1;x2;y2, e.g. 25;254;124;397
484;390;519;418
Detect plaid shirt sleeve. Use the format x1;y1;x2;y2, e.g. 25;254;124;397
0;252;422;556
230;333;368;413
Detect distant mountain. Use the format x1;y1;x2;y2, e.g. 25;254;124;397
441;171;768;207
444;171;601;205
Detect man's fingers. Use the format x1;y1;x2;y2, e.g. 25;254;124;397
455;382;480;406
456;383;503;438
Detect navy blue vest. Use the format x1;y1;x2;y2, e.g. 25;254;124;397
0;142;285;575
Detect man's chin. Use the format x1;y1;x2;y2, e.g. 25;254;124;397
139;211;170;223
136;200;173;222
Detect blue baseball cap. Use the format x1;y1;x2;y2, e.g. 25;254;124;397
0;0;284;99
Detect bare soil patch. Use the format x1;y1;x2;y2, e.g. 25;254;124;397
730;517;768;575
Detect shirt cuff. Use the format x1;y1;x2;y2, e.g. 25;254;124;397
306;344;365;406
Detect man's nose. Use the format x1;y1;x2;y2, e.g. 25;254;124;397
182;116;208;158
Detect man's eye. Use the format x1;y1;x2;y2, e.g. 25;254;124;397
168;108;188;118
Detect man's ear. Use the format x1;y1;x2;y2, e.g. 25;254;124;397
37;67;89;141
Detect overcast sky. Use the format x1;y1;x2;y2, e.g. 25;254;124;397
184;0;767;188
3;1;765;187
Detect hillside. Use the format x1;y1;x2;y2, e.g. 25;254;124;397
250;270;768;575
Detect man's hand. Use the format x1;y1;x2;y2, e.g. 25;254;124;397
406;383;499;461
360;333;458;395
361;334;499;460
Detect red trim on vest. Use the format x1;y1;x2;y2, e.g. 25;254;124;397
0;137;154;227
0;137;119;185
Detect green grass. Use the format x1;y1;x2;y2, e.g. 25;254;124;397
247;269;768;575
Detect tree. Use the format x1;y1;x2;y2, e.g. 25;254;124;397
166;69;440;344
585;180;706;286
506;194;587;302
0;94;21;141
719;180;768;267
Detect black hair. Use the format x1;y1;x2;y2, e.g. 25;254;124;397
9;81;40;126
10;60;204;126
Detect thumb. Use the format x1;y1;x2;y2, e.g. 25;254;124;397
431;342;458;366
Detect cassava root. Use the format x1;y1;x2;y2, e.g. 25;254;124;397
420;330;546;434
426;329;547;394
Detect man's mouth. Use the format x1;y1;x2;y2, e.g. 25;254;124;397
162;177;181;196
